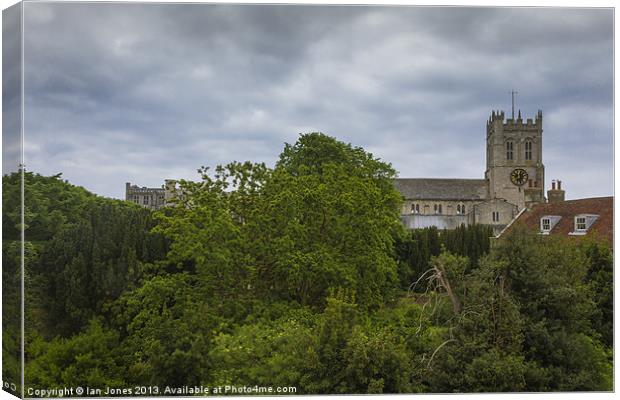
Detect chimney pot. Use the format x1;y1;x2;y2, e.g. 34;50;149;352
552;180;556;190
558;180;562;190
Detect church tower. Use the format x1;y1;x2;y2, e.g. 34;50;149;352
485;109;545;210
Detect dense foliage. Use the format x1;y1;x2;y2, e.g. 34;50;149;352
394;224;493;290
4;133;612;394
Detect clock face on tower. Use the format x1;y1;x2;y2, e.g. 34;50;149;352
510;168;529;186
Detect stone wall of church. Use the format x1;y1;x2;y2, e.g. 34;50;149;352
473;199;519;233
401;213;474;230
401;199;482;217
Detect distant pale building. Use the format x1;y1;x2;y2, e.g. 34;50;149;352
395;109;545;234
125;179;180;210
125;182;166;210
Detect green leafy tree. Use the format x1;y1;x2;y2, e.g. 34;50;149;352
427;229;612;392
251;133;402;308
583;240;613;347
25;320;126;389
112;274;218;386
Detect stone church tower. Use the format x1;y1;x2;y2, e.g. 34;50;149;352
485;109;545;210
394;106;547;235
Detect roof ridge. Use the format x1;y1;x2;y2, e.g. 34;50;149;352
560;196;614;202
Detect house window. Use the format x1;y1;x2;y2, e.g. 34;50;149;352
411;204;420;214
576;217;587;231
143;196;149;205
434;204;437;213
540;215;561;234
506;141;513;160
525;141;532;160
492;211;500;222
461;204;466;214
457;204;461;214
570;214;599;236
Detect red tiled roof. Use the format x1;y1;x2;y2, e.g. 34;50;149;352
501;197;613;244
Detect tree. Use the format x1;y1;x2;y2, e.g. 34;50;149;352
583;240;613;347
395;224;493;292
25;320;126;389
427;229;612;392
112;274;218;386
252;133;403;308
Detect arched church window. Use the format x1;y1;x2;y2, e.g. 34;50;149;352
461;204;466;214
457;204;461;214
506;141;514;160
525;141;532;160
438;204;442;214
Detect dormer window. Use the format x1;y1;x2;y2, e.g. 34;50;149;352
576;217;586;231
569;214;599;235
540;215;561;234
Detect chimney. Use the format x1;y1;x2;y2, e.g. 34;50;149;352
547;179;566;203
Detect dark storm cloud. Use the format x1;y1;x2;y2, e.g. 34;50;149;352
20;3;612;199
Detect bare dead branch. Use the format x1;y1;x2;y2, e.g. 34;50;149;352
427;338;457;370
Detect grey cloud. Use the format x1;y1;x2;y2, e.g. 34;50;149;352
15;4;613;200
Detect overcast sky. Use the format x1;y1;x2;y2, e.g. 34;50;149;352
13;3;614;199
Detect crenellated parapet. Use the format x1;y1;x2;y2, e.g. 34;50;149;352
487;109;542;136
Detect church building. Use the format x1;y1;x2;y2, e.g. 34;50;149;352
394;109;545;234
